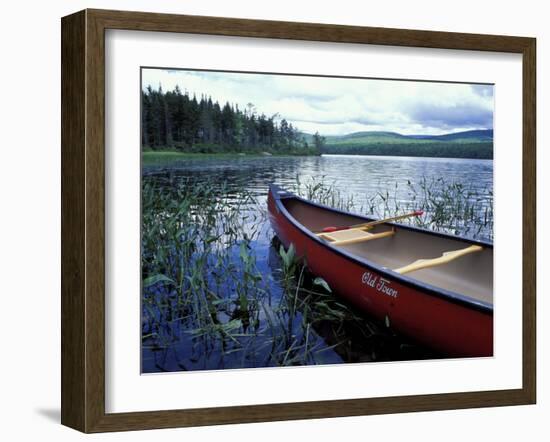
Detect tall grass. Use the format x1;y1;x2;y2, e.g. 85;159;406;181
293;175;493;241
141;175;435;372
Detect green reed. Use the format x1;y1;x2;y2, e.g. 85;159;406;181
293;175;493;241
142;176;430;372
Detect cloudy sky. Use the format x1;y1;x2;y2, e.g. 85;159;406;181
142;68;493;136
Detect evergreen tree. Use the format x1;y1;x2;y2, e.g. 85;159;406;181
313;132;326;151
141;85;319;155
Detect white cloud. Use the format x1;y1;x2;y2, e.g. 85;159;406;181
142;68;493;136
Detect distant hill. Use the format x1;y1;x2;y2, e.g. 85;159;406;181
407;129;494;142
315;129;493;159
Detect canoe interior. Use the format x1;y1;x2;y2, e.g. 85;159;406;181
281;197;493;305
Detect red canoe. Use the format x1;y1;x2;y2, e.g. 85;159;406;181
268;184;493;357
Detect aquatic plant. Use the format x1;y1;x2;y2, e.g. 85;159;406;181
141;175;434;373
293;175;493;241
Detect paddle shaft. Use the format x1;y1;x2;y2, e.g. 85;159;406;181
322;210;423;233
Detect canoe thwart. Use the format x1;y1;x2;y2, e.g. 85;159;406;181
317;210;423;234
394;245;483;274
317;226;370;241
322;228;395;246
316;225;373;236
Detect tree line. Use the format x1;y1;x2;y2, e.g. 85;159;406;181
141;85;324;155
321;142;493;159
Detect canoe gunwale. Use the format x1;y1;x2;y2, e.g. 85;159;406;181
269;184;493;315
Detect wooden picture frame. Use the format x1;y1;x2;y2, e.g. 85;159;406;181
61;8;536;433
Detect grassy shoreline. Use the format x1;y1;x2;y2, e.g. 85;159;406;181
142;150;495;166
142;150;317;165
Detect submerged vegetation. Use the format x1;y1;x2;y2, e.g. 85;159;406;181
141;173;492;372
141;177;440;372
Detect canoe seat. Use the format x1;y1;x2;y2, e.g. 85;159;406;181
320;227;395;246
394;245;483;274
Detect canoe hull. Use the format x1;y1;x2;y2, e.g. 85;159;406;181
268;186;493;358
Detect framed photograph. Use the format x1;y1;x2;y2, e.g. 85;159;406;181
61;9;536;433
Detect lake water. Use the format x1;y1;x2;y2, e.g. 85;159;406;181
141;155;493;373
145;153;492;196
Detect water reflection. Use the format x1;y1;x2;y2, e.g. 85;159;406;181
144;154;493;233
141;155;491;373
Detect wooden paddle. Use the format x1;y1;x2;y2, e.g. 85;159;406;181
319;210;424;233
394;244;482;274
